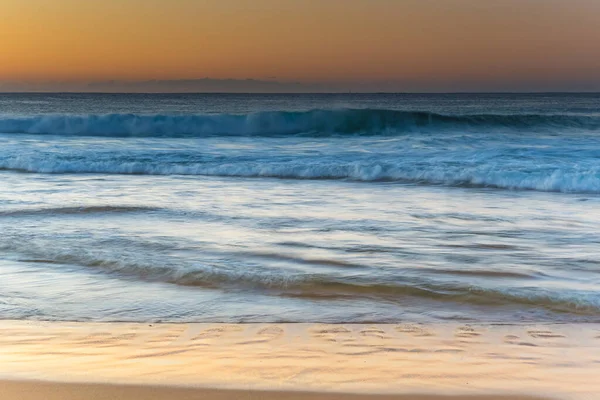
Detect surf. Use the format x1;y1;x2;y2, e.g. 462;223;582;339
2;156;600;193
1;109;600;137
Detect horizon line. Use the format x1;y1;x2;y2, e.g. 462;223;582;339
1;91;600;95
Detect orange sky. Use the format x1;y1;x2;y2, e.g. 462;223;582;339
2;0;600;90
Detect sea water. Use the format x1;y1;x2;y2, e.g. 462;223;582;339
1;93;599;323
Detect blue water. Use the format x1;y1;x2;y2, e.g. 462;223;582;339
1;93;599;323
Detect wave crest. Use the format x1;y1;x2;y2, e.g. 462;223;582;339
2;158;600;193
1;109;599;137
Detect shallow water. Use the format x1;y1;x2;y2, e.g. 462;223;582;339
1;93;599;323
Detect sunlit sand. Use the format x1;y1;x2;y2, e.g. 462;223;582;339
1;321;598;399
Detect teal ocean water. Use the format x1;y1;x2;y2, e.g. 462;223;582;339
1;93;599;323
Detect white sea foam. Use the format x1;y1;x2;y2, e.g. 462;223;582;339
2;156;599;193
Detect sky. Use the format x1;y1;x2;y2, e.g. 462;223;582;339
1;0;600;92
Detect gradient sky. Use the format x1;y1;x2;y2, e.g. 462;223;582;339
2;0;600;91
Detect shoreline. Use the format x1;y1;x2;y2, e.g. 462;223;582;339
0;320;598;399
0;380;552;400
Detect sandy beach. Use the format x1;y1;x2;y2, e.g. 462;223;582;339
0;380;551;400
4;0;600;398
0;321;598;399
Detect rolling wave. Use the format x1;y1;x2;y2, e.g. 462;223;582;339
2;157;599;193
4;241;598;316
1;109;599;137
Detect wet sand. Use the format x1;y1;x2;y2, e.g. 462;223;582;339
0;321;599;399
0;380;551;400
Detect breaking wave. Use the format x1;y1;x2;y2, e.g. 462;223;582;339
2;157;600;193
1;109;599;137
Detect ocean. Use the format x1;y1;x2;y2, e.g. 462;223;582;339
1;92;599;323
